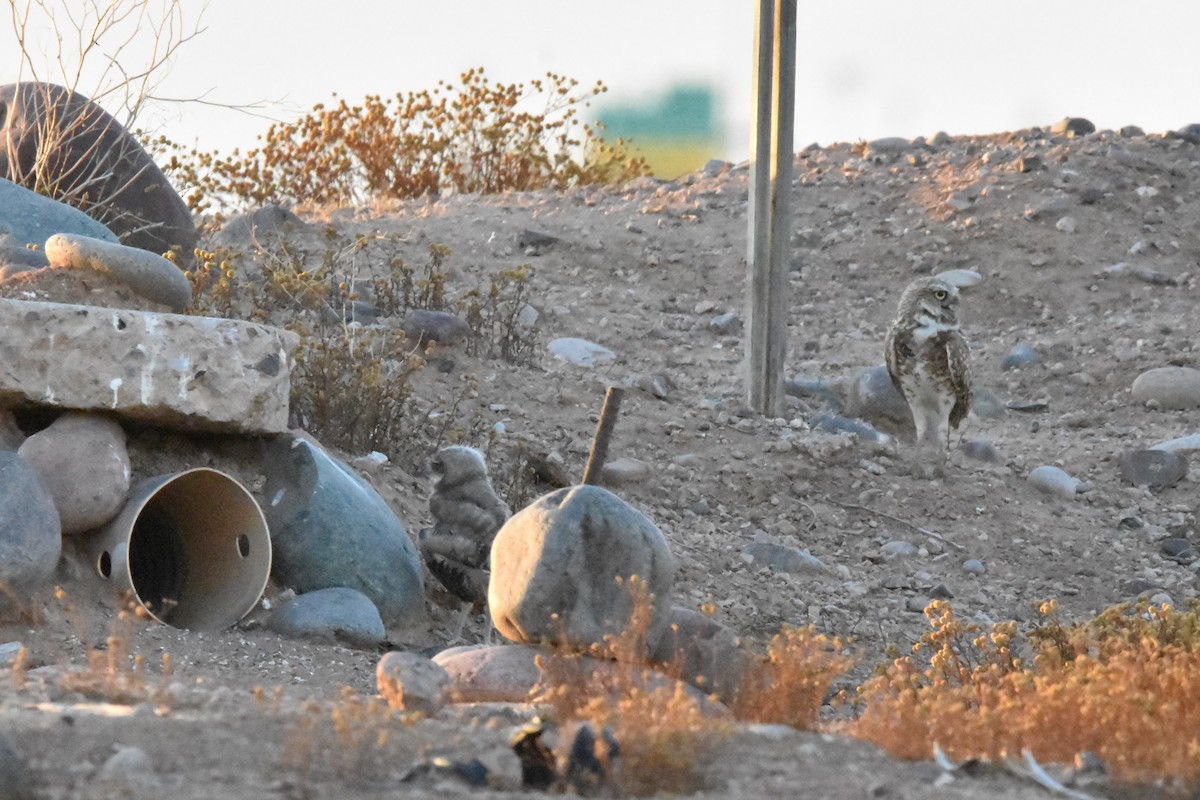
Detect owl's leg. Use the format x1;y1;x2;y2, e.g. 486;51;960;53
448;602;472;644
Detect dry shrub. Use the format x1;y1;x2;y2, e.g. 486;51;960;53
535;578;733;795
849;599;1200;787
730;625;853;729
460;263;541;366
55;595;173;708
281;686;410;784
159;68;649;212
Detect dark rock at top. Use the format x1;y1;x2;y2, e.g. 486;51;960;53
1049;117;1095;137
0;82;197;266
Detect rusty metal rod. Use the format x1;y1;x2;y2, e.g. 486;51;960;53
582;387;624;485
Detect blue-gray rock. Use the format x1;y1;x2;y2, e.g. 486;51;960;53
17;412;129;535
971;388;1007;419
866;137;910;155
810;413;891;445
962;559;986;575
959;438;1002;464
261;434;424;626
265;587;385;649
1028;465;1081;499
1131;367;1200;409
401;309;471;346
1002;343;1037;370
1172;124;1200;144
0;177;118;247
881;540;919;559
1161;538;1196;564
845;364;910;427
1119;449;1187;489
0;452;61;595
547;338;616;368
709;312;743;335
0;82;197;266
599;457;652;487
741;542;830;574
934;269;983;289
783;376;843;412
1050;117;1095;136
210;204;309;248
488;484;676;654
44;233;192;311
0;241;49;277
1152;433;1200;453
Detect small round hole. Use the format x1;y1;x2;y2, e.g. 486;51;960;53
236;534;251;558
97;551;112;579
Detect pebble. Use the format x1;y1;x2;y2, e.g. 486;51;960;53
880;541;919;560
599;457;652;486
636;373;674;399
1161;538;1196;564
97;745;154;783
401;309;472;346
810;413;891;446
376;651;450;714
1118;449;1187;489
547;337;616;367
1002;343;1037;370
1028;465;1081;499
1049;117;1096;136
970;387;1007;418
44;233;193;311
959;439;1002;464
1131;367;1200;410
962;559;986;575
741;542;830;574
1151;433;1200;453
1055;216;1077;234
934;269;983;289
709;312;743;335
844;365;910;427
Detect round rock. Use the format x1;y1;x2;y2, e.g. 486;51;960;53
844;364;910;428
17;412;130;535
401;309;471;346
488;484;676;654
1119;449;1187;488
0;452;61;595
432;644;544;704
265;587;385;650
1131;367;1200;410
1028;465;1080;499
1002;343;1037;370
376;651;450;714
648;606;748;703
44;233;192;311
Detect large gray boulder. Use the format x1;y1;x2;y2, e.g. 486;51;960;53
17;412;129;535
0;177;118;247
1131;367;1200;410
845;364;910;428
488;484;676;655
0;451;61;596
0;82;196;266
261;434;425;627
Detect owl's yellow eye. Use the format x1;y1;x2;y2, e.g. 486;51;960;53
933;290;947;301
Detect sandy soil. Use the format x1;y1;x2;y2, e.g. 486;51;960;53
1;124;1198;798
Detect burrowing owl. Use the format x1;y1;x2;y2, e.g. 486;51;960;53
884;276;972;478
418;445;511;643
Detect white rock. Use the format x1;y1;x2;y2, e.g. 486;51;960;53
1131;367;1200;410
547;337;616;367
934;268;983;289
376;651;449;714
1151;433;1200;453
1028;465;1080;499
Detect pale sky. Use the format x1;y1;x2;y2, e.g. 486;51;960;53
5;1;1200;162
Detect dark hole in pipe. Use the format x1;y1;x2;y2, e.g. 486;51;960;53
97;551;112;579
236;534;250;558
128;504;187;624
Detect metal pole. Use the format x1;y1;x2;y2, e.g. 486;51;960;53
746;0;796;417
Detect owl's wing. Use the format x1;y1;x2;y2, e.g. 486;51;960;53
884;327;908;394
945;331;972;428
430;489;511;544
